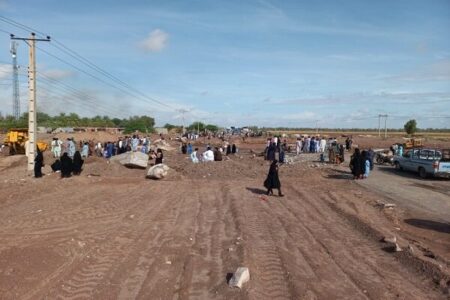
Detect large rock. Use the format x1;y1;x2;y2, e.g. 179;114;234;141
110;151;149;168
147;164;170;179
229;267;250;288
152;139;176;151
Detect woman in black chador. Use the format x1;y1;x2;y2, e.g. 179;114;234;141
266;142;276;161
264;160;284;197
34;148;44;178
349;148;364;179
72;151;84;175
60;152;73;178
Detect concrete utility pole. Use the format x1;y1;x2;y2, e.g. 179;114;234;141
378;114;381;137
384;114;388;139
378;114;388;139
11;33;50;171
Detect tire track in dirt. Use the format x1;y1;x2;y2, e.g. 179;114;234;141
127;181;242;299
0;186;136;257
0;184;129;232
323;190;447;295
109;182;193;299
29;185;168;300
171;183;243;299
227;183;294;300
281;182;444;299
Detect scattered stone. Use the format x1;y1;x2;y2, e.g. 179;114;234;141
408;244;414;254
383;203;396;208
229;267;250;288
152;139;176;151
78;241;86;248
147;164;170;179
87;173;101;177
228;247;234;252
382;236;402;252
383;236;397;244
165;260;172;265
424;250;436;259
129;214;135;219
189;237;193;241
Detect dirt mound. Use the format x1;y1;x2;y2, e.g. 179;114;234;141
0;155;27;172
82;156;146;178
54;131;120;143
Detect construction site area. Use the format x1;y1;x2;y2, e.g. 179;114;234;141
0;132;449;300
1;2;450;299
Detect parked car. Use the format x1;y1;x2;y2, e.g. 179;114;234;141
393;148;450;178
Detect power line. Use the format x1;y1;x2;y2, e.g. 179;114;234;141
37;74;127;116
0;15;177;111
0;28;11;35
37;84;122;117
34;45;176;111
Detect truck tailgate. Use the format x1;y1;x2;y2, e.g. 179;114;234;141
438;162;450;173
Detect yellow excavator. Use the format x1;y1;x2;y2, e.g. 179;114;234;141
403;137;423;149
3;128;48;155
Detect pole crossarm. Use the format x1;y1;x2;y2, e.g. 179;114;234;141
10;33;51;42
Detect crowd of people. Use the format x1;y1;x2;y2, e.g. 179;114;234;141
34;147;84;179
349;148;375;179
35;134;168;178
262;135;354;165
36;132;375;188
186;142;238;163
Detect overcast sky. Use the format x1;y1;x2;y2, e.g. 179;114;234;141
0;0;449;128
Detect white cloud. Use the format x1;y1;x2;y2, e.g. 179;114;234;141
139;29;169;53
281;111;317;121
275;91;450;106
0;63;12;80
384;59;450;82
41;69;75;80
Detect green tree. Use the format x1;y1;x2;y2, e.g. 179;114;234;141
112;118;123;127
123;115;155;134
188;121;205;132
205;124;219;132
164;123;177;130
404;119;417;135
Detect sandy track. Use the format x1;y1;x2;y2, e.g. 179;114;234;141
0;167;447;299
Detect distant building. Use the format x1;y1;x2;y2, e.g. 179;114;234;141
52;127;75;134
73;127;124;134
37;126;52;133
154;127;168;135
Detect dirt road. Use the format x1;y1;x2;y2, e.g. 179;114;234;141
356;164;450;222
0;153;448;299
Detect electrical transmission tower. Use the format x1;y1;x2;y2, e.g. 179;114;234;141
10;41;20;120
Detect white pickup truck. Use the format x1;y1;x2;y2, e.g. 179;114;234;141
393;148;450;178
